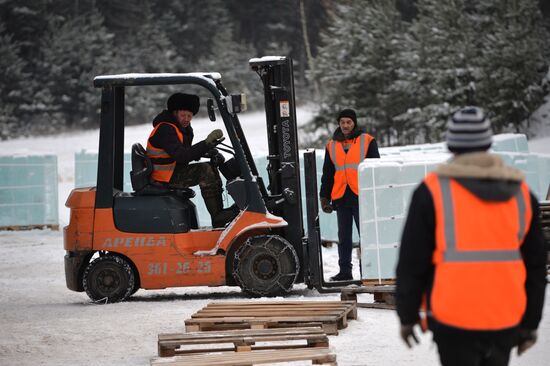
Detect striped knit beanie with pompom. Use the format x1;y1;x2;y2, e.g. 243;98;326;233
446;106;492;154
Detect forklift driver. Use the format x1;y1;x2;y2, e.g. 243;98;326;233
146;92;236;227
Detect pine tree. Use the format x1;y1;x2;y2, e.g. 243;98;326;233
113;7;184;125
396;0;549;140
474;0;549;134
307;1;409;146
399;0;481;143
199;27;261;109
36;11;115;132
0;25;29;139
305;3;362;146
153;0;227;68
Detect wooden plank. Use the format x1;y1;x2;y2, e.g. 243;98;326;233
341;285;395;300
151;348;336;366
160;332;328;349
192;309;347;317
197;302;357;320
201;306;350;312
357;302;396;310
185;318;346;334
200;305;353;313
206;300;354;307
185;320;336;335
361;278;395;286
158;327;329;357
185;316;341;323
160;330;328;346
159;327;325;341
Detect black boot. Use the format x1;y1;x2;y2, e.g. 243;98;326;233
212;206;239;228
329;272;353;281
203;195;239;228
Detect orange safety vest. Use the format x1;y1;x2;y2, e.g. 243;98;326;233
146;122;183;183
327;133;374;200
424;173;531;331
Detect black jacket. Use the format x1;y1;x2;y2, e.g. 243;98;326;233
319;126;380;207
148;110;210;165
396;152;547;339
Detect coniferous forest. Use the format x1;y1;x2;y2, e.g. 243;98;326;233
1;0;549;146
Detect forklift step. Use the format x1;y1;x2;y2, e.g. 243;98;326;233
151;347;337;366
157;326;329;357
184;300;357;335
340;285;396;310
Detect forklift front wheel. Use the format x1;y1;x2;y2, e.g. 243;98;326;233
233;235;299;297
82;254;135;304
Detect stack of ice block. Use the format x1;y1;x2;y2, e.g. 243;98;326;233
75;150;133;192
492;134;550;200
358;151;450;281
359;133;550;282
0;154;59;228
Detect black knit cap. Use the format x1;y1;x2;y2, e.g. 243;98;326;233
337;108;357;128
446;106;492;154
167;93;200;115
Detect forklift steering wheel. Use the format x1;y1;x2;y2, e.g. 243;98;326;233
216;141;235;156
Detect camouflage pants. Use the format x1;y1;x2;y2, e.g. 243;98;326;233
169;162;222;198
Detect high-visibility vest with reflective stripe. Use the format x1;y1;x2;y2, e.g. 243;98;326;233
327;133;374;200
424;173;531;330
146;122;183;183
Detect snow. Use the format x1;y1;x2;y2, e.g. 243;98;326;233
0;106;549;365
249;56;287;63
94;72;222;82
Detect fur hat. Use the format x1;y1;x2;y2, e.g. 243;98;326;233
167;93;200;114
337;109;357;128
446;106;492;154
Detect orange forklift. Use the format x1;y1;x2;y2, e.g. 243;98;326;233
64;57;359;303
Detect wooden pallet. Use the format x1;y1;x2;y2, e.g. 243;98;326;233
341;285;396;310
361;278;395;286
184;301;357;335
158;327;329;357
151;347;337;366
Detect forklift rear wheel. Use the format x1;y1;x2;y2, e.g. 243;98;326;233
83;254;135;303
233;235;299;297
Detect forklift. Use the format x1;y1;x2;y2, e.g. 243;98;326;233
64;56;359;303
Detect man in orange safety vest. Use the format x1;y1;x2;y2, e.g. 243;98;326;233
319;108;380;281
396;107;546;366
146;92;236;227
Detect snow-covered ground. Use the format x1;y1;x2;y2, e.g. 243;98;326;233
1;106;549;365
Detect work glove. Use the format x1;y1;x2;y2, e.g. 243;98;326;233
204;148;225;166
205;129;224;146
400;323;420;348
517;329;537;356
320;197;333;213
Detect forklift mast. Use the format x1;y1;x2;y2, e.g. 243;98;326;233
249;57;304;279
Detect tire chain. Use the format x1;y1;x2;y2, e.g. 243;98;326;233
232;235;299;296
82;254;135;303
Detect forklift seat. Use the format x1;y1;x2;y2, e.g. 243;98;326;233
130;143;195;199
